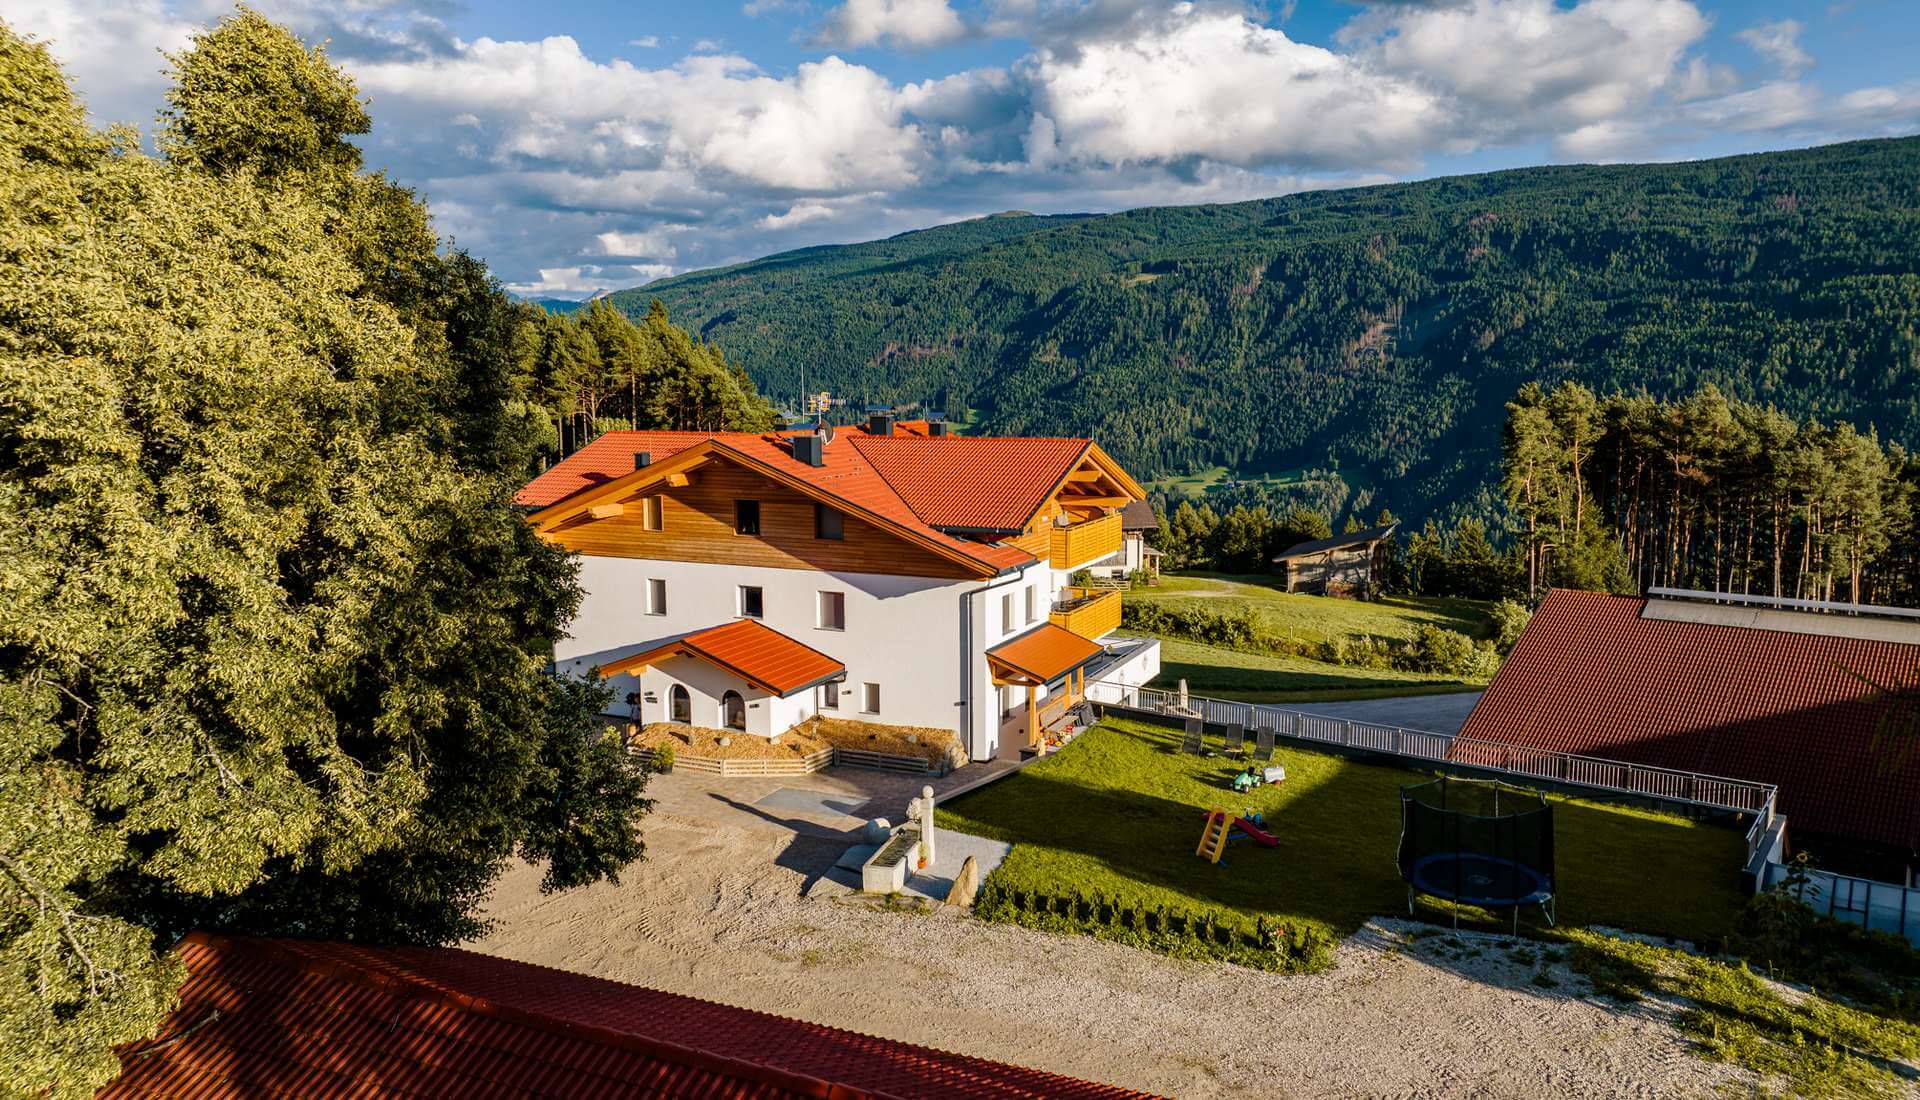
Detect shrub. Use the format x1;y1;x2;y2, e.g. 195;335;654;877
1487;598;1532;651
650;743;675;771
972;877;1335;974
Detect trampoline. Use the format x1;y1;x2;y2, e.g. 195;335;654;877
1398;777;1556;931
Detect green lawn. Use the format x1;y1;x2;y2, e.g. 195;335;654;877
1151;636;1480;702
1136;573;1494;642
939;719;1746;949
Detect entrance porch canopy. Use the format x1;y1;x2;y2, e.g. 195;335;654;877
596;619;845;698
986;623;1105;687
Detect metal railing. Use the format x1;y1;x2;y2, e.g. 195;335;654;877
1109;686;1779;821
1762;862;1920;946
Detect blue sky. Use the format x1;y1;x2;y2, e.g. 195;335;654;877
17;0;1920;297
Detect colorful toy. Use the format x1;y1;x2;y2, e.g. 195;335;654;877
1194;807;1280;863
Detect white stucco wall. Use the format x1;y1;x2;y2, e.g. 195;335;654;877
557;555;1062;753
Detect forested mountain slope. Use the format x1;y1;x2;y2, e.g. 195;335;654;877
612;138;1920;525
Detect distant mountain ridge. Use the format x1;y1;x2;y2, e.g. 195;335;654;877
608;136;1920;525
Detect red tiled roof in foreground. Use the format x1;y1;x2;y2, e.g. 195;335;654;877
102;933;1161;1100
1457;589;1920;851
597;619;845;697
986;623;1106;685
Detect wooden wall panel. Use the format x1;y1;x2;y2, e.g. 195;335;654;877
544;461;980;579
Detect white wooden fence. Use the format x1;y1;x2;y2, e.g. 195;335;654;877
1114;686;1778;816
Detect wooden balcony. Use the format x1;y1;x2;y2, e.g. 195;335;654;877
1049;587;1121;640
1049;510;1123;571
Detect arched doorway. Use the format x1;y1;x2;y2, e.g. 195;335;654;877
721;690;746;731
669;684;690;724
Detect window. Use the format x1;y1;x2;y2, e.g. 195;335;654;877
815;503;843;540
861;682;880;714
817;591;845;631
738;585;764;619
820;681;840;710
647;578;666;615
735;499;761;536
1025;585;1037;624
721;690;746;731
1001;592;1014;633
669;684;690;724
642;495;663;531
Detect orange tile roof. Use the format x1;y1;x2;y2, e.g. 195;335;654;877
101;933;1161;1099
598;619;844;697
851;435;1093;532
513;430;713;507
1457;589;1920;851
987;623;1107;684
516;429;1100;574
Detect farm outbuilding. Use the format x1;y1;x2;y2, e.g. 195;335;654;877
1271;523;1397;596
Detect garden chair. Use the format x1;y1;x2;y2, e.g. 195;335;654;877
1254;727;1276;763
1222;723;1246;757
1180;718;1204;754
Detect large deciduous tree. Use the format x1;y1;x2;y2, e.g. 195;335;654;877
1;14;647;1094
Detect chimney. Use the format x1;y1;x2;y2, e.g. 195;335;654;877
926;410;948;437
791;433;825;467
868;411;895;437
633;451;652;470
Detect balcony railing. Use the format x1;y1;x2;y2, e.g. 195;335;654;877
1049;587;1121;639
1050;510;1123;570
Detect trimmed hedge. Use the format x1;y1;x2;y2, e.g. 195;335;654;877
973;877;1336;973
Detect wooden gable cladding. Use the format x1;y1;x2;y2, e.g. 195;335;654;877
543;459;980;579
1003;447;1141;558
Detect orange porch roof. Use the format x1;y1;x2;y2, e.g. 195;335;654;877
987;623;1106;685
597;620;845;698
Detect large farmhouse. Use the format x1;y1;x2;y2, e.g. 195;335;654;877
516;417;1160;762
1459;588;1920;883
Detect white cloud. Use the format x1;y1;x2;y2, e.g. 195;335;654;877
1022;7;1446;171
813;0;968;49
507;263;676;296
593;227;683;258
628;35;659;48
11;0;196;127
758;201;838;229
1738;19;1812;77
350;39;926;192
1342;0;1711;146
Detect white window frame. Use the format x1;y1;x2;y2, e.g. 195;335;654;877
820;681;840;710
738;585;764;620
817;590;846;631
861;682;880;715
646;578;666;616
1025;585;1037;624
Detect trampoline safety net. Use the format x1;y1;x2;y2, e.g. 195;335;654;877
1397;777;1556;914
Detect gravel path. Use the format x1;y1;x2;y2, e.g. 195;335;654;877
470;793;1759;1098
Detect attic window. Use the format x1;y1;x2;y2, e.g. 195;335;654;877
735;499;761;536
815;504;843;540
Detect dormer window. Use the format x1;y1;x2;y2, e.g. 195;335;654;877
735;499;761;536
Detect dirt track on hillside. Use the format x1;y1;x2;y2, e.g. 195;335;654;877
470;785;1761;1099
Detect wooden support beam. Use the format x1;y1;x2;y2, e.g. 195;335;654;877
587;502;625;520
1059;494;1129;507
1066;469;1104;482
1027;684;1039;748
664;472;691;488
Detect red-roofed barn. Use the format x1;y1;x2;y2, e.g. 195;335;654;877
1458;589;1920;881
